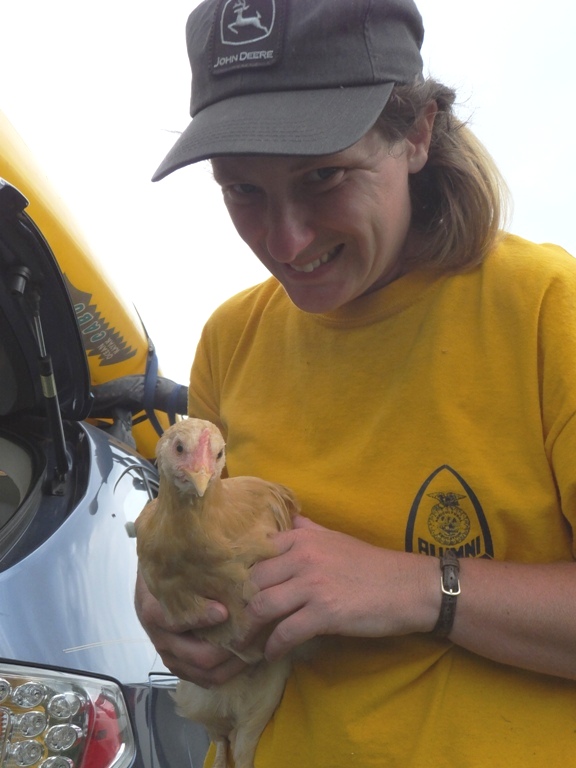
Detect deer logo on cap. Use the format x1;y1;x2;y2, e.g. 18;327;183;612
220;0;275;46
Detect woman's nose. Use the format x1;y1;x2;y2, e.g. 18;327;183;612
264;199;316;263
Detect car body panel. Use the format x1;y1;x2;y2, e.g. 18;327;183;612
0;423;157;680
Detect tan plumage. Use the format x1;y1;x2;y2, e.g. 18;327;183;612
135;418;300;768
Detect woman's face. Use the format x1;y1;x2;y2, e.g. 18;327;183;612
211;121;432;314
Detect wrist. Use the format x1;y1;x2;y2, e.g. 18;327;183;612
413;553;444;634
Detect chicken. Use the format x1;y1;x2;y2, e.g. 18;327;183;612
134;418;300;768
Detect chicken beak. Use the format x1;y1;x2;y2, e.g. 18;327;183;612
187;468;212;497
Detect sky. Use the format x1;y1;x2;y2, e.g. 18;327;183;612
0;0;575;386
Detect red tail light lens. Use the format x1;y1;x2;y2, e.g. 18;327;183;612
0;665;135;768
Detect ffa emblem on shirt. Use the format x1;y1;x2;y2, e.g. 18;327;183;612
405;465;494;558
427;492;470;546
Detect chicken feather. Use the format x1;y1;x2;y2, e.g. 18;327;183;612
135;418;300;768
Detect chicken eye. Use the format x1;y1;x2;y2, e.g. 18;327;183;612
217;450;224;460
175;443;184;454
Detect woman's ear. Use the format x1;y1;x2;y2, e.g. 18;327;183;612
406;101;438;174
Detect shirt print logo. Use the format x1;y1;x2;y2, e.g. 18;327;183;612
405;465;494;559
220;0;276;46
427;492;470;546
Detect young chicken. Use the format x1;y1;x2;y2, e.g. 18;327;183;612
135;418;300;768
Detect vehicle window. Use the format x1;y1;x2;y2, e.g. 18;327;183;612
0;472;19;526
0;335;18;415
0;436;33;527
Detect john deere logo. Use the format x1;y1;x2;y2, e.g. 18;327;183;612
213;0;282;74
220;0;276;46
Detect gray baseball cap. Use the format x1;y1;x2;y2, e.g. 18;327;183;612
152;0;424;181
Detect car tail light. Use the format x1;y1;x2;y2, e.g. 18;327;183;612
0;665;135;768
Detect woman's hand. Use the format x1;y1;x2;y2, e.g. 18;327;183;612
243;516;576;680
244;515;440;661
134;570;248;687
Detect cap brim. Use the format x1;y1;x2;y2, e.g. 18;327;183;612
152;83;394;181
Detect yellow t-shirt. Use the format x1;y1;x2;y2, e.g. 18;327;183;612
189;234;576;767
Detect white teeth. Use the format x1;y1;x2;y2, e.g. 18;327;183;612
301;259;320;273
291;249;337;273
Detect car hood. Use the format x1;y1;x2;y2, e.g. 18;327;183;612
0;179;91;420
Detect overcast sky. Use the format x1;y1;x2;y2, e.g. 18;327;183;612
1;1;574;385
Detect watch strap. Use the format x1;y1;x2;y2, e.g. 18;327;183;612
432;549;461;637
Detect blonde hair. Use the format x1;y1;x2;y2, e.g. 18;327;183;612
376;79;509;271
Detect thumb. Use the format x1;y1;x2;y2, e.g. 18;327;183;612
198;600;229;627
292;514;325;530
165;599;228;632
161;600;228;632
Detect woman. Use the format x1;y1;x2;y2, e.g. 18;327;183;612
137;0;576;764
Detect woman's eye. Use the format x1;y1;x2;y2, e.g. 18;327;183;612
308;167;342;183
221;182;262;204
231;182;260;195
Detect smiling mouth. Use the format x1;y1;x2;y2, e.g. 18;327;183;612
290;245;342;273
